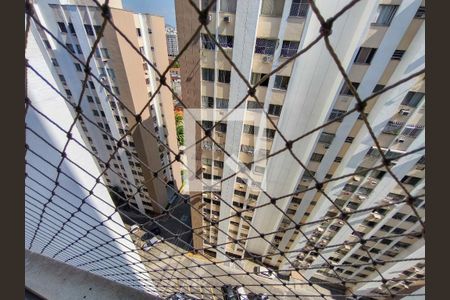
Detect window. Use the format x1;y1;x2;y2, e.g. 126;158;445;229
371;169;386;180
382;121;404;135
327;109;345;123
243;124;257;135
319;132;335;144
51;58;59;67
201;0;216;10
401;125;424;138
406;215;419;223
310;153;324;162
202;96;214;108
392;50;405;60
218;35;234;48
74;63;82;72
43;40;51;49
354;47;377;64
415;6;425;19
380;225;393;232
218;70;231;83
273;75;290;90
92;110;99;117
101;48;110;58
58;74;67;85
401;176;421;186
84;24;94;36
240;144;254;153
57;22;67;33
255;166;265;174
137;28;141;36
66;43;75;53
87;96;94;103
76;44;82;54
202;68;215;81
255;38;277;55
345;137;354;143
201;34;216;50
251;72;269;87
290;0;309;17
264;128;276;139
107;68;116;80
68;23;75;34
216;98;229;109
268;104;282;116
65;89;72;96
281;41;299;57
216;122;227;133
340;82;359;96
392;228;406;234
93;25;102;35
343;184;358;193
247;101;261;109
88;81;95;89
234;190;246;197
220;0;237;12
401;91;424;108
373;5;398;26
214;160;224;168
261;0;285;17
373;84;385;92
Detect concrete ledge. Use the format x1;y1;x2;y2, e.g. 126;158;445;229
25;250;161;300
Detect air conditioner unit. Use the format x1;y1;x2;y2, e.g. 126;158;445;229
223;16;231;23
323;144;330;149
399;109;411;116
208;14;213;21
358;195;367;200
239;184;245;189
102;57;109;63
262;55;273;63
396;138;405;143
369;180;377;185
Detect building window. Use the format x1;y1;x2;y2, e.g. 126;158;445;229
51;58;59;67
218;70;231;83
74;63;82;72
201;0;216;10
202;96;214;108
76;44;82;54
57;22;67;33
216;98;229;109
273;75;290;90
68;23;75;34
373;5;398;26
290;0;309;17
84;24;94;36
328;109;346;122
310;153;324;162
107;68;116;80
58;74;67;85
401;125;424;138
373;84;385;93
92;110;99;116
43;40;51;49
319;132;335;144
280;41;299;58
354;47;377;64
88;81;95;89
401;91;424;108
261;0;285;17
101;48;110;58
66;43;75;53
415;6;425;19
240;144;255;154
255;38;277;55
268;104;282;116
243;124;258;135
251;72;269;87
247;101;261;109
264;128;276;139
201;33;216;50
216;122;227;133
136;28;141;36
202;68;215;81
218;35;234;48
65;89;72;96
382;121;404;135
392;50;406;60
220;0;237;13
87;96;94;103
340;82;360;96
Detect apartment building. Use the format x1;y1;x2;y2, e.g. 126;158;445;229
176;0;425;297
30;0;182;214
166;25;179;57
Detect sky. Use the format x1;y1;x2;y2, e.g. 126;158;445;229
122;0;177;27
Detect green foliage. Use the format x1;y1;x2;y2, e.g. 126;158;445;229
176;124;184;145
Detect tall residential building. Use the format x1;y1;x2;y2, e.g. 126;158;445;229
30;0;182;215
166;25;179;57
176;0;425;297
26;23;157;294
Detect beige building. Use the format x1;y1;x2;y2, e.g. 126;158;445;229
31;0;182;214
176;0;425;297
